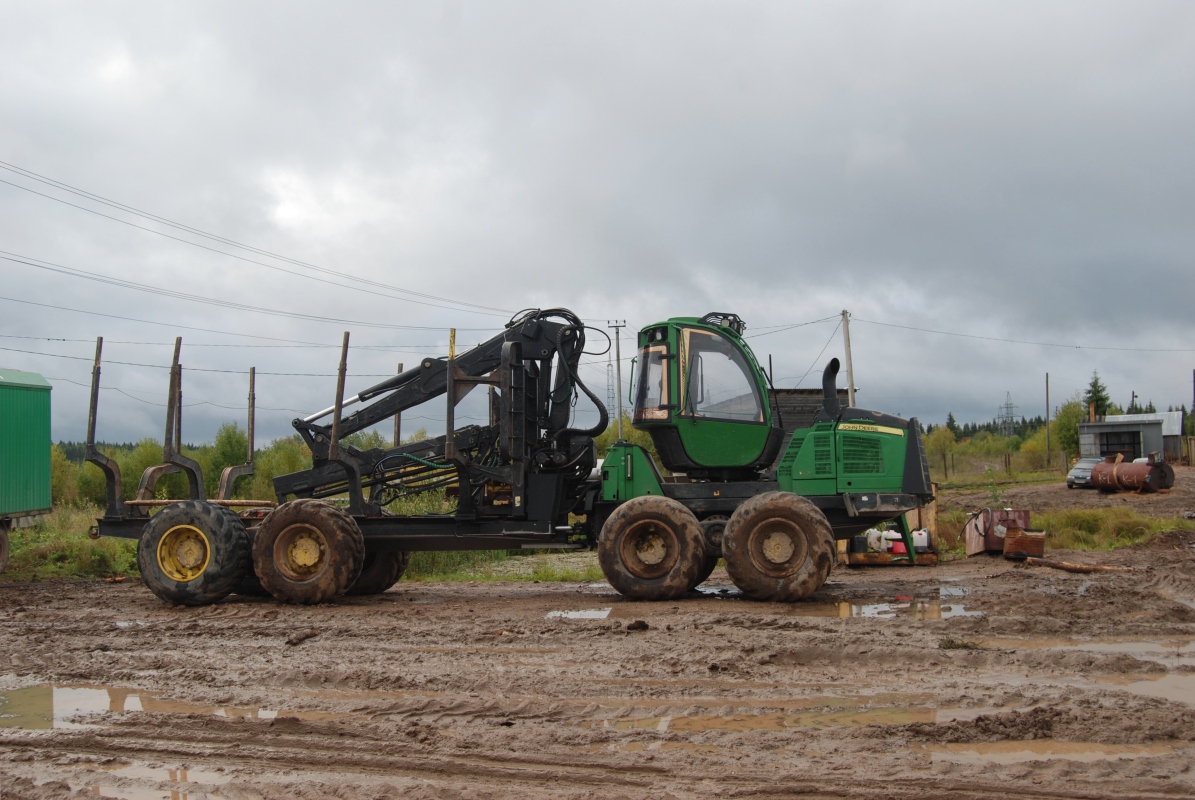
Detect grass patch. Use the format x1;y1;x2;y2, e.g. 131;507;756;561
4;502;600;584
939;636;984;651
933;472;1062;492
3;504;137;581
936;509;969;554
402;550;515;581
1035;508;1191;550
525;556;605;583
402;549;604;582
933;506;1192;555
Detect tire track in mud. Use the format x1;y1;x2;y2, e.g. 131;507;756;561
3;534;1195;798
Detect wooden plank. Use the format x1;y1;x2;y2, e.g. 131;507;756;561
847;552;938;567
1003;529;1045;559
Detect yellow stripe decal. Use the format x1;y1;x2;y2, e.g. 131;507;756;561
838;423;905;437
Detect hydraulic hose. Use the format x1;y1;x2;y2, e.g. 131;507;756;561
554;321;609;440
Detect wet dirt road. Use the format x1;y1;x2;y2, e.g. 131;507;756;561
3;533;1195;799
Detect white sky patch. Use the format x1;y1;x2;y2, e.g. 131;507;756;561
94;48;136;84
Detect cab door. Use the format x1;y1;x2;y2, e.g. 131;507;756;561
675;327;771;468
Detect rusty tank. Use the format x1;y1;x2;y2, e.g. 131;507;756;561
1090;455;1175;494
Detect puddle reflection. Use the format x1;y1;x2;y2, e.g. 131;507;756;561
787;601;982;620
545;608;612;620
590;703;1019;733
0;684;338;730
1099;673;1195;706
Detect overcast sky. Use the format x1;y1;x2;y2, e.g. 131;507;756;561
2;1;1193;446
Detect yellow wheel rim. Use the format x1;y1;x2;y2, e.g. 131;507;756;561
273;523;328;581
157;525;211;583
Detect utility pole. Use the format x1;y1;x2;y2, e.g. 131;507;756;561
841;309;856;407
609;321;626;439
1045;373;1050;468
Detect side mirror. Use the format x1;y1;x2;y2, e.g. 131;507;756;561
689;354;705;407
627;357;637;405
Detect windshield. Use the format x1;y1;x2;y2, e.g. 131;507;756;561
681;328;764;423
633;345;670;422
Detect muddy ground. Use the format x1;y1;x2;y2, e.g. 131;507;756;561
3;529;1195;800
942;465;1195;518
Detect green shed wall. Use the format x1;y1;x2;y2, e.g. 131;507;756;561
0;382;52;516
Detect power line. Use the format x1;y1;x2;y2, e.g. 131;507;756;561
779;319;842;388
2;250;499;332
744;316;840;337
0;294;456;349
46;374;308;413
0;333;447;353
853;317;1195;353
48;373;489;425
0;344;397;376
0;162;516;317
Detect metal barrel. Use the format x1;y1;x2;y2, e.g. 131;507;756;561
1090;458;1167;493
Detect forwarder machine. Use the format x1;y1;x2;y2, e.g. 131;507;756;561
87;309;932;607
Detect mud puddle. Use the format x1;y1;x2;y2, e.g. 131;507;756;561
1098;673;1195;706
545;608;612;619
917;741;1176;765
590;702;1027;732
23;760;233;800
984;636;1195;668
694;585;742;597
0;684;341;730
70;785;223;800
787;601;981;619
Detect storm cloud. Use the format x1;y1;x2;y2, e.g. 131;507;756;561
1;1;1192;444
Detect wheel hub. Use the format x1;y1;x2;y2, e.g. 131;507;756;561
619;519;680;580
275;524;328;580
747;518;808;578
761;531;796;564
176;539;206;569
289;535;322;568
156;525;211;583
636;531;667;565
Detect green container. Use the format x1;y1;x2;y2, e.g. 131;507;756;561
0;369;52;518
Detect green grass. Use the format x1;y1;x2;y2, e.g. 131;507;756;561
2;503;601;584
402;549;604;582
402;550;515;581
934;506;1193;555
933;471;1061;492
1033;508;1192;550
3;504;138;581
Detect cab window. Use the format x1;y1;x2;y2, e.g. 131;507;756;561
633;345;670;422
681;329;763;423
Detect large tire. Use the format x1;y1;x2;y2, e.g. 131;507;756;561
347;550;409;595
253;499;364;604
691;516;728;589
723;492;834;602
137;501;249;606
0;521;10;574
598;496;705;601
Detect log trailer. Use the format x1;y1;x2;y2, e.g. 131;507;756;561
87;308;933;606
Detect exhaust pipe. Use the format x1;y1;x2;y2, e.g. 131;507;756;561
822;358;841;418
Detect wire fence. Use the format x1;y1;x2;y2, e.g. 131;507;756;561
929;449;1072;484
